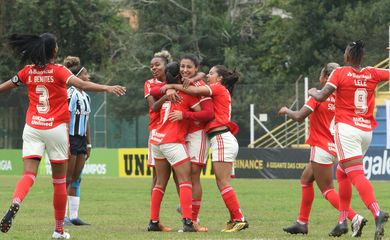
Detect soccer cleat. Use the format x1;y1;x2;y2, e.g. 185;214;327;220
329;219;348;237
1;203;20;233
283;221;308;235
224;220;249;233
64;217;72;226
147;220;172;232
374;211;389;240
193;222;208;232
221;220;234;232
182;218;196;232
52;231;70;239
70;218;90;226
351;214;367;237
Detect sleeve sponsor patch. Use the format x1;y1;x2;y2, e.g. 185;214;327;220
11;75;21;86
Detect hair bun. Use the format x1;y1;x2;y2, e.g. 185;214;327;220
63;56;80;68
165;61;180;83
154;50;172;63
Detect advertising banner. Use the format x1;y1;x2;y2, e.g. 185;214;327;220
118;148;214;178
0;149;23;175
39;148;118;176
235;148;309;179
364;148;390;180
387;100;390;149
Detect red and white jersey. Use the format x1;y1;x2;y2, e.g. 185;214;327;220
188;79;211;133
327;66;389;131
304;95;336;156
150;91;201;144
144;78;163;130
16;64;73;130
205;82;231;132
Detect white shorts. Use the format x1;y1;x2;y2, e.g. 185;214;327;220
334;122;372;162
186;130;210;165
22;123;69;162
151;143;190;166
309;146;337;165
147;130;155;167
209;131;238;163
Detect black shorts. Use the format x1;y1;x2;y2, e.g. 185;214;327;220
69;135;87;155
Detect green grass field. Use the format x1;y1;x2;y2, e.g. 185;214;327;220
0;176;389;239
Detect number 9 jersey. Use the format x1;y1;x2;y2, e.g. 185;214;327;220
326;66;389;131
15;64;74;129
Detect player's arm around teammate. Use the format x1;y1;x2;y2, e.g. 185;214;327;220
148;62;202;232
309;40;389;239
279;63;366;237
163;65;248;233
0;33;125;239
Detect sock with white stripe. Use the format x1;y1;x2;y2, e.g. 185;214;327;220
12;172;37;204
344;163;379;219
53;176;67;234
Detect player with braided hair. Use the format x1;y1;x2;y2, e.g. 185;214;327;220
309;40;389;239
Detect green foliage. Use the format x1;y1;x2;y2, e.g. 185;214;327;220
1;0;390;147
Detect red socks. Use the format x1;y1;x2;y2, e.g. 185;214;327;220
322;188;356;220
12;172;36;204
338;163;380;220
192;199;201;222
52;176;67;234
150;186;165;221
220;185;244;222
179;182;192;220
298;181;314;223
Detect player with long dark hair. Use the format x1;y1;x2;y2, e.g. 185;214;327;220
167;54;214;232
0;33;125;239
162;65;248;232
147;62;203;232
309;40;389;239
280;63;366;237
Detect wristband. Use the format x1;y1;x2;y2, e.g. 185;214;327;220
87;144;92;148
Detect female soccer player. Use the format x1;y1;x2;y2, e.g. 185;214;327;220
63;56;92;226
309;40;389;239
162;65;248;232
168;54;214;232
147;62;202;232
144;50;172;186
0;33;125;239
279;63;366;237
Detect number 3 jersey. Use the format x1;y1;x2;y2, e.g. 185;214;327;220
327;66;389;131
15;64;74;129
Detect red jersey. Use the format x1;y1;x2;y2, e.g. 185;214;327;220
304;95;336;155
327;66;389;131
16;64;73;130
150;91;200;144
188;80;212;133
205;82;231;132
144;78;163;130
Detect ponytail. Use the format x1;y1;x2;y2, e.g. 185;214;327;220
7;33;57;67
214;65;240;96
345;40;365;66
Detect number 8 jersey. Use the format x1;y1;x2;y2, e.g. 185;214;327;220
326;66;389;131
15;64;74;129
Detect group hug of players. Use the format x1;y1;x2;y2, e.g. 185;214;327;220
0;31;388;240
144;51;247;232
